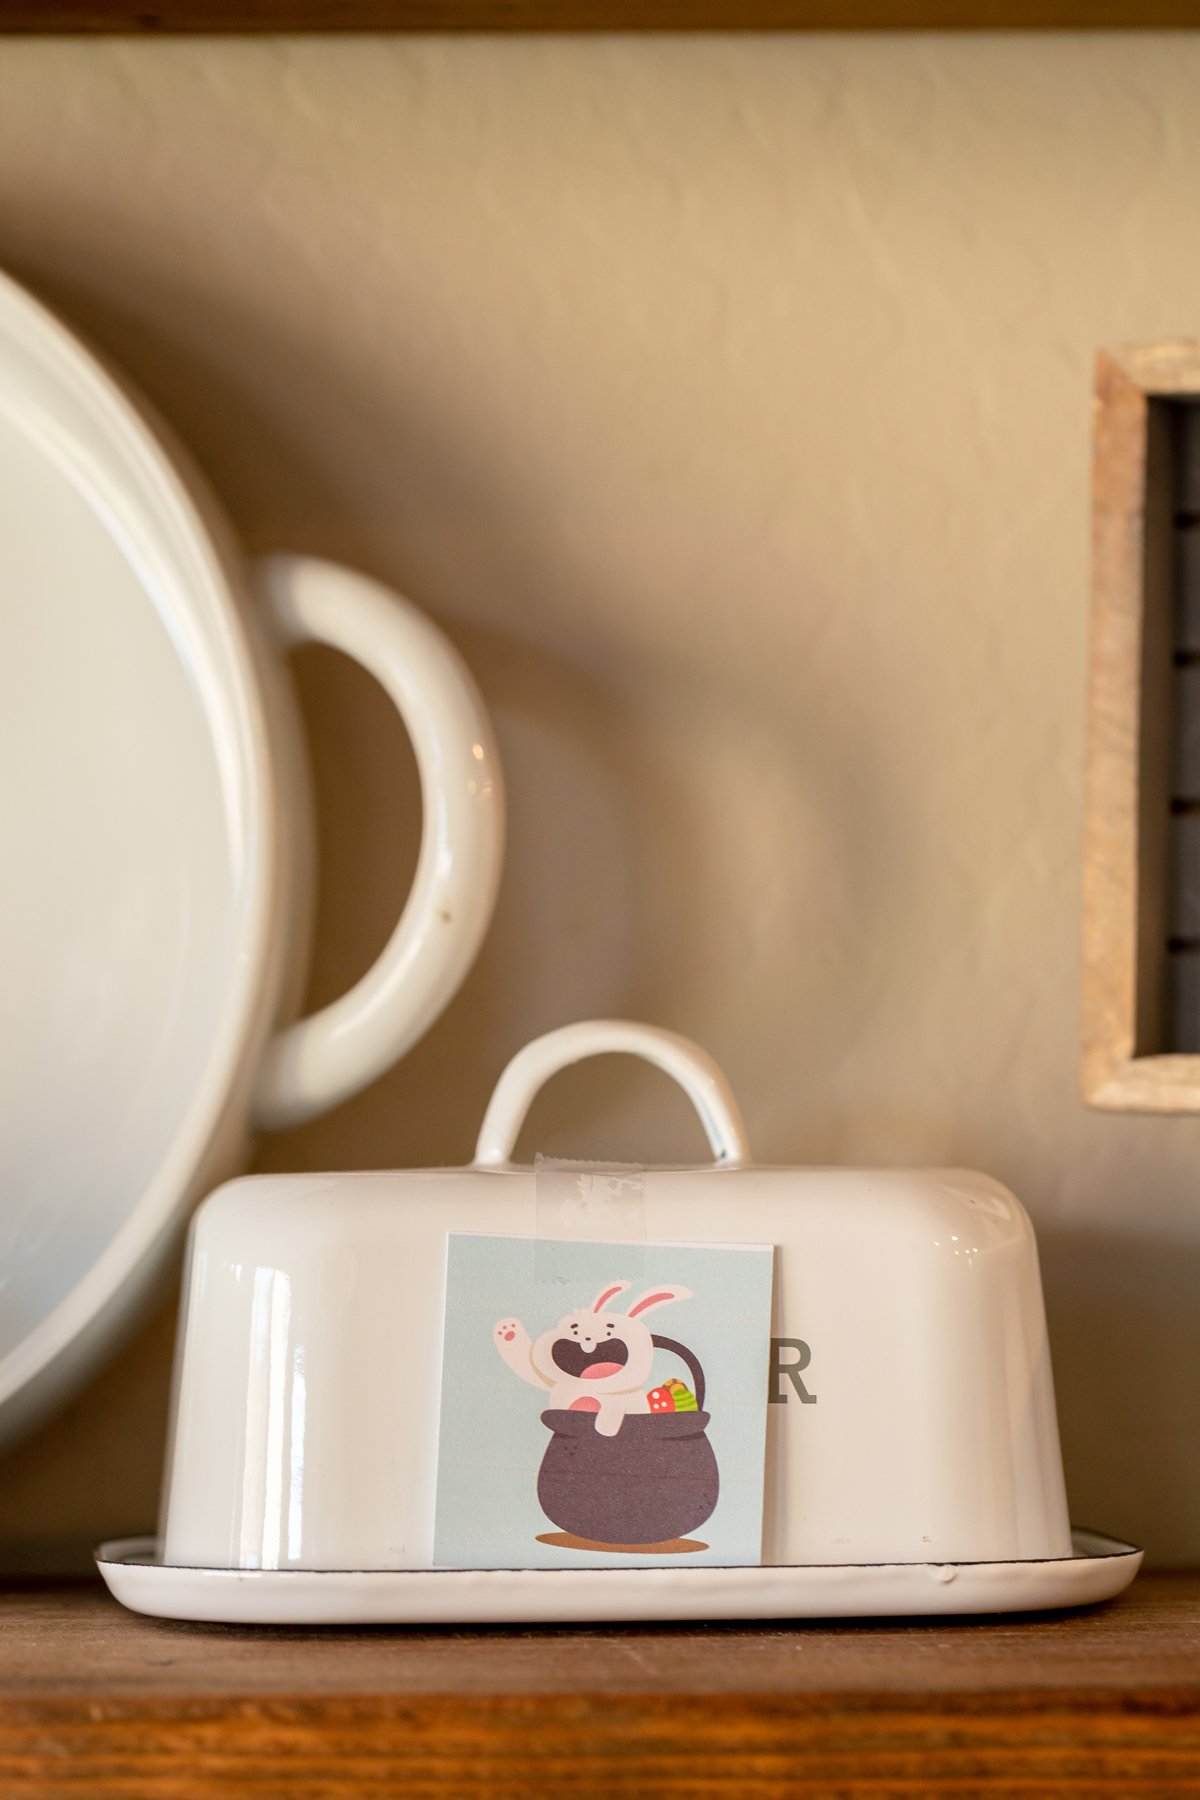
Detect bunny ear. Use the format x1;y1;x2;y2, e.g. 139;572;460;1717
626;1284;693;1318
591;1281;632;1313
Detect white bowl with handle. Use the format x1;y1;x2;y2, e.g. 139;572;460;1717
0;269;504;1449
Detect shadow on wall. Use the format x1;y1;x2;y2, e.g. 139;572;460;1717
7;252;922;1162
1040;1223;1200;1567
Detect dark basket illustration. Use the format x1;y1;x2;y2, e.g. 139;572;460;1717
538;1334;719;1547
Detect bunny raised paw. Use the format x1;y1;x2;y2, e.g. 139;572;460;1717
492;1318;544;1387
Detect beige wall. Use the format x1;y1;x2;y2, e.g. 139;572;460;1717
2;31;1200;1567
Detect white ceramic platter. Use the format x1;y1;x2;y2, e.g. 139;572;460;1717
95;1530;1141;1626
0;270;504;1450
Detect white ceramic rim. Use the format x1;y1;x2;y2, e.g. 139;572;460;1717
93;1529;1143;1623
0;270;278;1416
96;1527;1141;1576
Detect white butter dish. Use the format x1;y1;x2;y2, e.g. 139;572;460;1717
117;1020;1131;1624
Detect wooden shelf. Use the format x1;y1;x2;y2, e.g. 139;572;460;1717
6;1;1200;29
0;1573;1197;1794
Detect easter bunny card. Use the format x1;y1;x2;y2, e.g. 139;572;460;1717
433;1234;774;1568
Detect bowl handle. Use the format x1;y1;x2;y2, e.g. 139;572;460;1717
472;1021;750;1168
250;555;505;1132
651;1333;707;1413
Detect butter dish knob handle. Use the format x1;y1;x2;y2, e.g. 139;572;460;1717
473;1020;751;1169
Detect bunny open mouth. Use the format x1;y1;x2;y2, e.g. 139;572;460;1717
550;1338;630;1380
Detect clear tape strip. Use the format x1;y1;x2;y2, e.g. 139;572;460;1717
533;1154;648;1291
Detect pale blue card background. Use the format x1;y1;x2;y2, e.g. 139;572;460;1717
433;1233;774;1569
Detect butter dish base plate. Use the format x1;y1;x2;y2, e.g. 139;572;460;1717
95;1529;1141;1626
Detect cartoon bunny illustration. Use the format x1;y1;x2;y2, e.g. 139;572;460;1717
494;1280;692;1437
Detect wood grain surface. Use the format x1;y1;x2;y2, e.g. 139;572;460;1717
6;0;1200;30
0;1573;1197;1795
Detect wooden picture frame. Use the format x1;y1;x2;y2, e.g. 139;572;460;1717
1084;342;1200;1110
